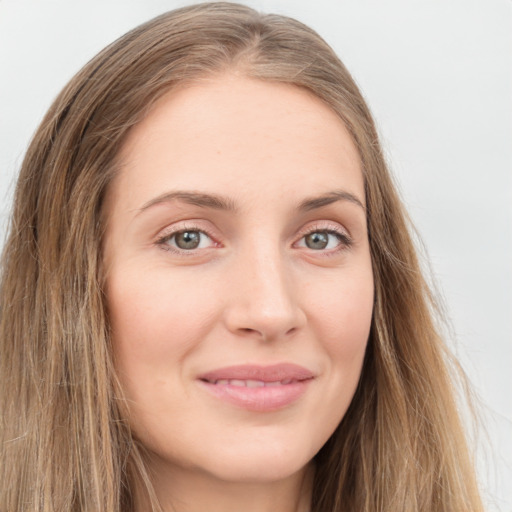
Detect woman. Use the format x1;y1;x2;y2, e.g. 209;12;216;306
0;3;484;511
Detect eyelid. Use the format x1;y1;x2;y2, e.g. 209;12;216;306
293;221;353;251
154;221;220;254
296;220;350;238
153;219;352;256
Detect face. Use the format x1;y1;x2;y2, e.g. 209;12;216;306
103;75;374;487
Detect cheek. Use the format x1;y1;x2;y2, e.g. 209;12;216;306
312;264;373;339
308;266;374;385
106;265;220;388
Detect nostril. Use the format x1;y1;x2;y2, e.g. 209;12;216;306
236;325;300;342
224;290;307;342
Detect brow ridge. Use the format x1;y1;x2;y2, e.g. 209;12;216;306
137;189;364;216
138;191;237;214
298;190;365;212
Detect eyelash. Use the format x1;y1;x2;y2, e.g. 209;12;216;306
296;225;353;253
155;223;353;255
155;223;218;254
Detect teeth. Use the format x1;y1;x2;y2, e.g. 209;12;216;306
246;379;265;388
210;379;295;387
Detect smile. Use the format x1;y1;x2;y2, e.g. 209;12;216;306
203;378;301;387
198;364;314;411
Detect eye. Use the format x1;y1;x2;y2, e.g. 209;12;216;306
158;229;215;252
296;229;351;251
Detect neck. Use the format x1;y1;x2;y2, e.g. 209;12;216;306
136;458;314;512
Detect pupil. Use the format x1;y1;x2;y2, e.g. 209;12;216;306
176;231;200;249
306;232;328;250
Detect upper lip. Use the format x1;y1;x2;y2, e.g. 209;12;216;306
198;363;315;383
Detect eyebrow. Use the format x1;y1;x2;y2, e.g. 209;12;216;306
298;190;365;212
137;189;365;215
138;191;238;214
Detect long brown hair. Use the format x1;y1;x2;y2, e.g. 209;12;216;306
0;3;483;511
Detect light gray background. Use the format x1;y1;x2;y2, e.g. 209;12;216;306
1;1;510;510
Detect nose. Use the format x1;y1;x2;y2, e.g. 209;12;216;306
223;246;307;342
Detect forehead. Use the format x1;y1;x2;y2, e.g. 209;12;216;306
111;74;364;211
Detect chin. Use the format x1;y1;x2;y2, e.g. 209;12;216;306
193;437;315;484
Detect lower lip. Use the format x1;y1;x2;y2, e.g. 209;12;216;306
198;380;312;412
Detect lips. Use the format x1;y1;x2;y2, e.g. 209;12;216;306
198;363;314;411
206;378;295;387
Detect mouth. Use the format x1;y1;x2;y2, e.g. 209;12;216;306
197;363;315;412
201;378;302;387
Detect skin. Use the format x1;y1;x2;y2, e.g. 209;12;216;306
103;74;374;512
